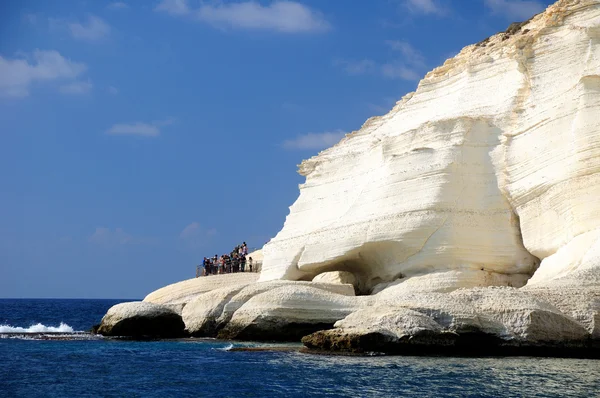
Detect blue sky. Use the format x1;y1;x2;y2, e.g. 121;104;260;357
0;0;554;299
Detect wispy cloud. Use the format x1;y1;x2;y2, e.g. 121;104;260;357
107;2;129;10
180;222;217;247
155;0;189;16
283;130;346;151
484;0;545;20
180;222;201;239
367;97;399;115
380;63;420;80
380;40;426;80
107;86;118;95
335;40;426;81
385;40;425;67
403;0;447;16
23;13;38;25
105;118;174;137
333;59;376;76
89;227;155;245
0;50;87;98
59;80;93;95
89;227;133;245
69;16;111;41
106;122;160;137
155;0;330;33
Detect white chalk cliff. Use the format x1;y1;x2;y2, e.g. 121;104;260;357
260;0;600;296
99;0;600;353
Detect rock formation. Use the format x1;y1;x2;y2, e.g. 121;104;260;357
260;0;600;296
96;0;600;356
96;302;186;338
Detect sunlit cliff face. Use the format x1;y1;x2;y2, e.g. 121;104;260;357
260;0;600;294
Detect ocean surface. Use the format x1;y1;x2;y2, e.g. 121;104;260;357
1;299;599;398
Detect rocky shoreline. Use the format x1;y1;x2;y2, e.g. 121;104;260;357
94;275;599;359
95;0;600;359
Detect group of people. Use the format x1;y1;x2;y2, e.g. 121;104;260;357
200;242;254;276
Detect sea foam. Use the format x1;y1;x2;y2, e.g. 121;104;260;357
0;322;75;333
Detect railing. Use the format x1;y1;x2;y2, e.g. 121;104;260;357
196;261;262;277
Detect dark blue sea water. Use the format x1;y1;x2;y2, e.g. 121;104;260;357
1;299;599;397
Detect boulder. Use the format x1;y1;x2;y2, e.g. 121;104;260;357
97;301;186;338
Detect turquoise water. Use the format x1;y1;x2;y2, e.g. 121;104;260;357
1;299;599;397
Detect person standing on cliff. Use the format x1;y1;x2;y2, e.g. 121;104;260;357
248;257;253;272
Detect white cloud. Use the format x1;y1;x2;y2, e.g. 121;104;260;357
106;122;161;137
333;59;376;76
89;227;155;245
381;63;421;80
0;50;86;98
59;80;93;95
484;0;545;20
283;130;346;151
89;227;133;245
155;0;190;16
385;40;425;67
379;40;426;80
180;222;201;239
107;2;129;10
156;0;330;33
367;97;399;115
107;86;119;95
336;41;425;81
69;16;111;41
403;0;446;15
23;13;38;25
180;222;217;247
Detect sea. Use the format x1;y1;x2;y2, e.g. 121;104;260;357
1;299;599;398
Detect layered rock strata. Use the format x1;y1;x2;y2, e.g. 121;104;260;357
96;0;600;356
260;0;600;296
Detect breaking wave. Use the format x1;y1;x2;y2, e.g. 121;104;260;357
0;322;76;333
215;343;235;351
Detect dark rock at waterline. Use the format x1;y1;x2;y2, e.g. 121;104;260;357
96;301;186;338
301;329;600;359
218;321;336;342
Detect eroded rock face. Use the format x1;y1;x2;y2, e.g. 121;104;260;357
183;280;358;339
95;1;600;355
312;271;359;292
259;0;600;295
303;287;593;355
97;302;186;338
144;273;259;305
218;284;362;341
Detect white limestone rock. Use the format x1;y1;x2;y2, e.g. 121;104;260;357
302;287;590;353
259;0;600;296
218;284;366;341
374;286;589;342
97;301;185;338
370;270;530;295
99;1;600;351
183;280;356;336
312;271;358;290
182;285;249;336
144;273;259;305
